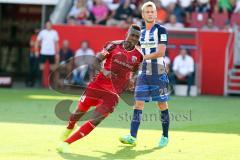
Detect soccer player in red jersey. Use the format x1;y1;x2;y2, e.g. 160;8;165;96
57;24;143;153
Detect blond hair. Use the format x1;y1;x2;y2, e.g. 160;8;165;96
141;1;157;12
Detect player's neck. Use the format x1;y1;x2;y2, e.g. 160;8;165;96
146;22;155;30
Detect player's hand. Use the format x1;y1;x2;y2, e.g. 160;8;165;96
35;51;39;58
127;79;135;91
143;55;149;60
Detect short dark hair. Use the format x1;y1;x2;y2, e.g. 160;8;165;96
131;24;141;31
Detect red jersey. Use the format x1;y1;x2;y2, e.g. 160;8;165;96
88;40;143;94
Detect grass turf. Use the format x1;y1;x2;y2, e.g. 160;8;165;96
0;89;239;160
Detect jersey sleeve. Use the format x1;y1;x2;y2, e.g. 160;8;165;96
101;41;116;58
157;25;168;45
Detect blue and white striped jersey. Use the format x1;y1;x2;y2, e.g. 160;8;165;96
140;23;168;75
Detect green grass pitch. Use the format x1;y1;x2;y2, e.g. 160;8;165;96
0;89;239;160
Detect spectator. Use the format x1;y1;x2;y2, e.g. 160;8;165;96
180;0;195;27
160;0;177;8
83;0;119;11
59;40;74;66
26;28;40;87
172;48;194;96
196;0;210;13
234;0;240;13
132;0;142;8
202;18;219;30
156;0;168;23
218;0;234;14
103;0;120;11
107;0;133;28
186;0;210;13
130;1;144;25
91;0;109;25
57;40;74;85
35;21;59;86
167;2;185;23
68;0;92;25
179;0;193;9
72;41;95;86
222;20;233;32
164;14;184;29
210;0;218;14
67;16;77;25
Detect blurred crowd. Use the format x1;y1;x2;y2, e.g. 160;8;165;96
65;0;240;30
26;21;96;87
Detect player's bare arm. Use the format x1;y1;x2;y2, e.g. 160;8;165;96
127;70;139;91
92;51;106;71
128;55;143;91
143;44;166;60
93;51;115;78
34;39;40;57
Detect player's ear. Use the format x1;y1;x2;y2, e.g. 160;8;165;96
137;41;140;46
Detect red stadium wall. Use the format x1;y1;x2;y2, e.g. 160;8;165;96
53;25;127;52
198;31;230;95
53;25;231;95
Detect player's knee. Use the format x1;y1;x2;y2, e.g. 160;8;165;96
134;101;144;110
158;102;168;111
72;109;86;120
134;104;144;110
90;114;105;126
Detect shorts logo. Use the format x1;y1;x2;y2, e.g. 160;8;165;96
161;34;167;41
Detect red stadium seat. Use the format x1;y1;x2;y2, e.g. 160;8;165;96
230;13;240;26
212;13;228;29
190;12;208;28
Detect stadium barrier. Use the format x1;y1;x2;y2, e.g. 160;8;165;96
0;73;12;88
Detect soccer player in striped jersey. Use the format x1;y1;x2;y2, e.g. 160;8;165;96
120;1;170;147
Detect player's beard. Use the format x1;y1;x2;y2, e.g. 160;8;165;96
146;19;155;23
123;41;134;51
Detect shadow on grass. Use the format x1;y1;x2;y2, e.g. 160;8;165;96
58;146;160;160
95;146;160;160
59;152;100;160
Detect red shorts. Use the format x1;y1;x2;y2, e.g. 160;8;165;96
77;84;119;117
